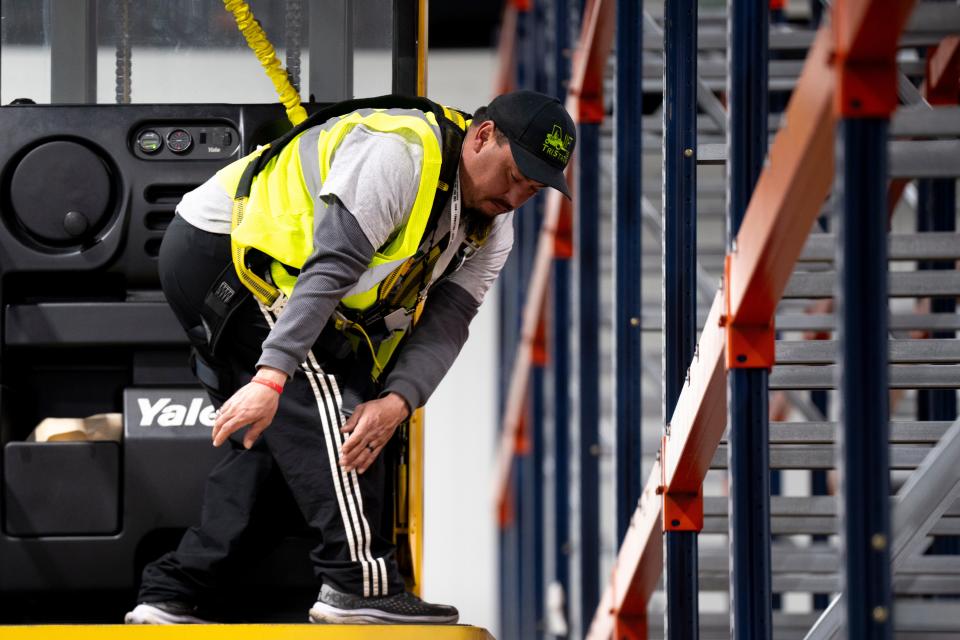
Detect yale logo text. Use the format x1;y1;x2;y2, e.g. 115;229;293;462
138;397;216;427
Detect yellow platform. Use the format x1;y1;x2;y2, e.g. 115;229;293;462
0;625;494;640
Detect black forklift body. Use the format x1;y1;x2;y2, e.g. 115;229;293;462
0;103;317;619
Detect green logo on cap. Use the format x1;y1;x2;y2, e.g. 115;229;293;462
543;124;573;164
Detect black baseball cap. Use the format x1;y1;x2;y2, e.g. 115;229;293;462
487;90;576;198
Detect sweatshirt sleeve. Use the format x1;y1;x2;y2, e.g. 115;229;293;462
380;280;481;411
380;212;516;409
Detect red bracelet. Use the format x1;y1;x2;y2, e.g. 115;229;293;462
252;377;284;394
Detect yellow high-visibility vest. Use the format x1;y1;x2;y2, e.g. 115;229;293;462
219;100;472;375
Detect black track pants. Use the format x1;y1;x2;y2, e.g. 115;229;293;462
140;215;404;603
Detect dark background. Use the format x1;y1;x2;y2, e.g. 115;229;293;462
0;0;506;49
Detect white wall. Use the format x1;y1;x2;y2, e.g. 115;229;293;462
423;50;500;635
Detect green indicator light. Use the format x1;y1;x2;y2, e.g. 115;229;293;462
138;130;162;154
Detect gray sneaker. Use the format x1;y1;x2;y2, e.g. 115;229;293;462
124;601;215;624
309;584;459;624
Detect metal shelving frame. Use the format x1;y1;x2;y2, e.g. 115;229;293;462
493;1;960;639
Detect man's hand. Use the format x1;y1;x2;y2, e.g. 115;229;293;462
339;392;411;474
211;367;286;449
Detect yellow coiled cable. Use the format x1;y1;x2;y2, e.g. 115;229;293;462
223;0;308;126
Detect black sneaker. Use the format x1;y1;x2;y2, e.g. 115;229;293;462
309;584;459;624
124;601;215;624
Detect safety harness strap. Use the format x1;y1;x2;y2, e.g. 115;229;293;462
200;248;273;354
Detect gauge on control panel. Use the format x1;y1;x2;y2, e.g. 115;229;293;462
133;123;238;160
137;130;162;154
166;129;193;154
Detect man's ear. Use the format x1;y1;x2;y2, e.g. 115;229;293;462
472;120;495;151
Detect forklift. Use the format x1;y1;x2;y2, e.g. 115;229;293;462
0;1;463;632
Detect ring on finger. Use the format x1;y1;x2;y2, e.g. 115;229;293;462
365;442;375;452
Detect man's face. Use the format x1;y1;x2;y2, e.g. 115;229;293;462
460;121;546;218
